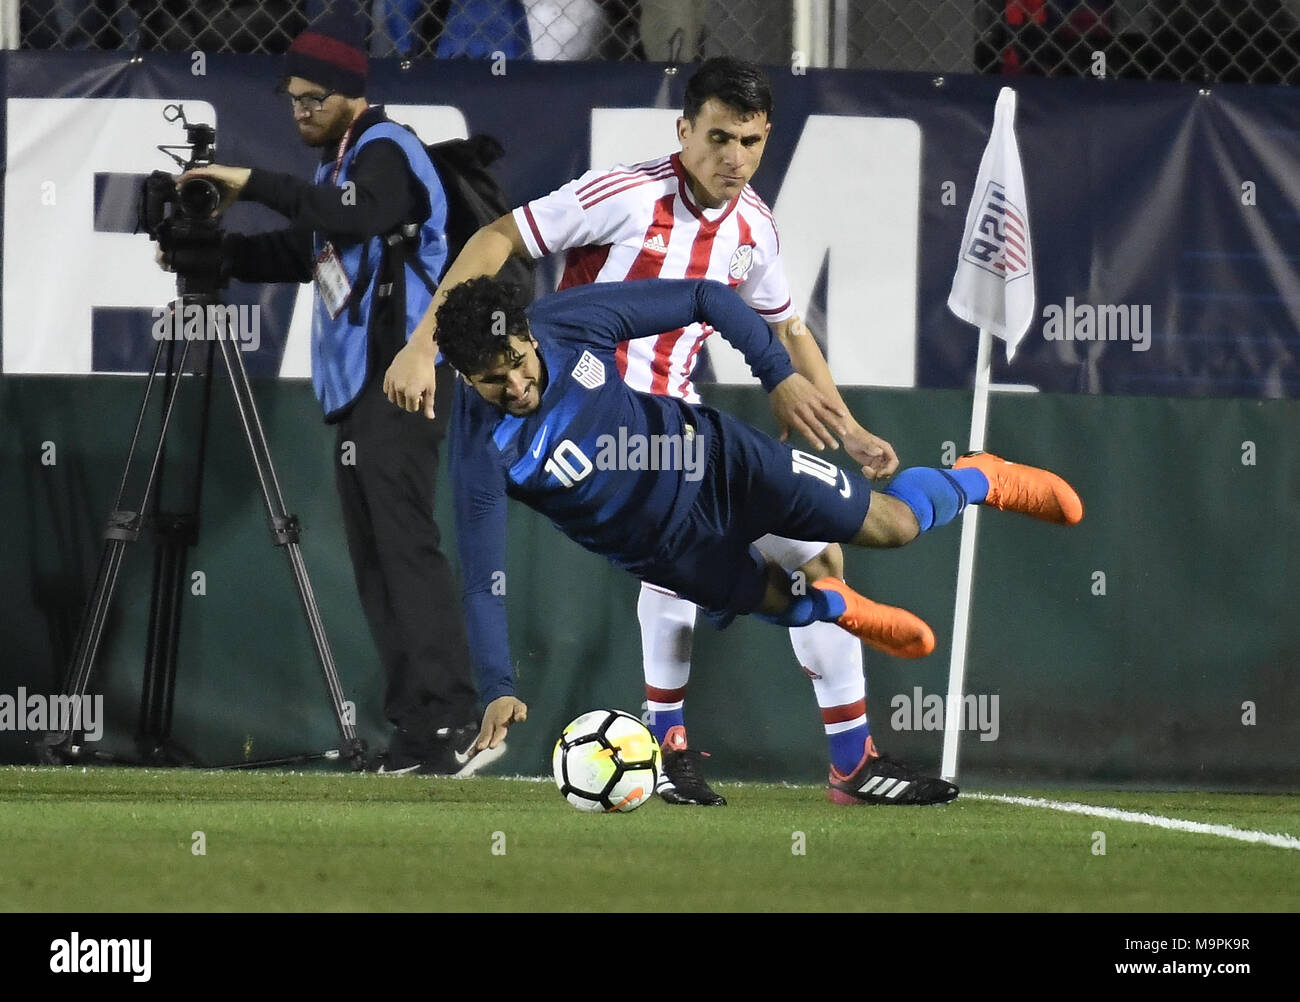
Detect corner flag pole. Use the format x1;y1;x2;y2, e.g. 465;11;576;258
941;88;1036;782
940;328;991;782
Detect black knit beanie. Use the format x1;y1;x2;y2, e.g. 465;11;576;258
285;11;369;98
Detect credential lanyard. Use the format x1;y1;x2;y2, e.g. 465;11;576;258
330;120;357;185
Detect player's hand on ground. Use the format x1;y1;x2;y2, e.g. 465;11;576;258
843;424;900;479
769;372;849;451
177;165;249;216
475;696;527;752
155;245;172;273
384;340;440;418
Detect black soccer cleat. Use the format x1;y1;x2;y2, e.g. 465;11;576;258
828;740;958;806
656;726;727;806
375;723;506;777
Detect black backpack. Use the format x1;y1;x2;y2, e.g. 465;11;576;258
396;133;536;309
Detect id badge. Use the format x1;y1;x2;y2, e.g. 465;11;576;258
314;242;353;319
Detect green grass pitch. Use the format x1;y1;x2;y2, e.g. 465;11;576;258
1;767;1296;912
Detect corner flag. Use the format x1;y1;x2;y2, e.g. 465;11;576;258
947;87;1035;360
940;87;1037;782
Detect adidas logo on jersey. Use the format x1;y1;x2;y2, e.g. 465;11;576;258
642;234;668;254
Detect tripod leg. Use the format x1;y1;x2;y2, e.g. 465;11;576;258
213;329;367;770
136;336;215;766
43;335;197;764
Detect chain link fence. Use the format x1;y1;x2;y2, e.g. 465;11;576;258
10;1;1300;84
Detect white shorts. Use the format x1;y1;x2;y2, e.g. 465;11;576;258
751;534;831;573
639;534;831;602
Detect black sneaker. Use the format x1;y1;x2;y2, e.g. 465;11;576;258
429;724;508;777
373;726;430;774
376;724;506;777
656;726;726;806
828;737;958;805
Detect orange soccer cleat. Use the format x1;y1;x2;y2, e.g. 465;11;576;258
813;577;936;659
953;451;1084;526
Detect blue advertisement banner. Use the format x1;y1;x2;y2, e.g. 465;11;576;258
3;52;1298;398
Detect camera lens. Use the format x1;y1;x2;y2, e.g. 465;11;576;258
178;177;222;218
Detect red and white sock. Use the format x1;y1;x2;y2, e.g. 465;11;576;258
638;583;696;745
789;619;873;773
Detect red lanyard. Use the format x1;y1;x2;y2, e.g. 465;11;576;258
330;119;357;185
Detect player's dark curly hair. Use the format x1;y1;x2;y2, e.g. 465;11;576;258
436;276;530;375
683;57;773;123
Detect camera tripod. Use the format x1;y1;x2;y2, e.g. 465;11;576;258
39;294;367;770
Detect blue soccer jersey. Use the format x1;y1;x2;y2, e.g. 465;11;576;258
451;278;796;704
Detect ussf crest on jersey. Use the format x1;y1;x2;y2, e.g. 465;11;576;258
962;181;1030;280
571;350;606;389
728;244;755;281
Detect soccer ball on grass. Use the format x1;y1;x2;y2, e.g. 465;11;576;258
552;709;661;812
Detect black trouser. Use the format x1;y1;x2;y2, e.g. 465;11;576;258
334;365;478;743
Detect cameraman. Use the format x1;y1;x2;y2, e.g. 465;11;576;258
174;11;494;775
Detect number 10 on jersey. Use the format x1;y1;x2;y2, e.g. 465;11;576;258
544;440;593;488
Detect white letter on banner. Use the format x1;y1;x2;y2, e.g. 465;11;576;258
590;108;680;170
3;99;217;374
382;106;468;145
278;105;468;378
589;111;921;388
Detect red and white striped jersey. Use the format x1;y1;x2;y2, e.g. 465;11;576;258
512;153;794;402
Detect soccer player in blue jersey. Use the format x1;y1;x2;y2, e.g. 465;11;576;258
444;275;1083;805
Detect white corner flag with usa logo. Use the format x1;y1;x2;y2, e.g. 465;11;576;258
947;87;1036;360
940;87;1037;783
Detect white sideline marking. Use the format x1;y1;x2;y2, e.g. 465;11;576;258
970;793;1300;850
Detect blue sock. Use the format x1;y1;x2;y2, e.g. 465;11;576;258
829;722;871;775
647;706;684;745
755;581;847;627
950;467;989;504
882;466;988;532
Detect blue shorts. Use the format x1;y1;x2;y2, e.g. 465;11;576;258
624;407;872;625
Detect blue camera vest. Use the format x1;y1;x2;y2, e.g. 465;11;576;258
311;120;448;417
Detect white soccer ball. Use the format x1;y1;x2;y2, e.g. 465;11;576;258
552;709;661;813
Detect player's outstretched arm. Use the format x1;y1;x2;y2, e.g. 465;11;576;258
384;213;528;416
450;389;522;720
770;314;899;479
678;282;851;454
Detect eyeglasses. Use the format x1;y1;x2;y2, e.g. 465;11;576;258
286;90;336;113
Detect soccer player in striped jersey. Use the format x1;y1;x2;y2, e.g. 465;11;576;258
387;59;939;805
440;275;1083;806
